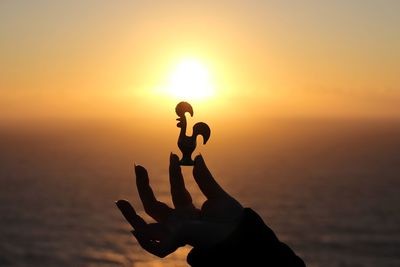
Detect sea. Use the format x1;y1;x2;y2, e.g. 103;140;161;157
0;117;399;267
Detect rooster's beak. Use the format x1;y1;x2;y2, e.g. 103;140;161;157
176;117;182;127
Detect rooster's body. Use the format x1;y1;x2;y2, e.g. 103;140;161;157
176;102;211;166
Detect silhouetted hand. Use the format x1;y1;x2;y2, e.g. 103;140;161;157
116;153;243;258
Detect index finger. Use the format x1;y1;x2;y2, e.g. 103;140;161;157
192;155;227;199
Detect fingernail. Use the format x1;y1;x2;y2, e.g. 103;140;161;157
115;199;127;207
115;201;125;212
134;164;144;175
170;153;179;165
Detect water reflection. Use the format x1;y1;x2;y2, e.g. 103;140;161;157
0;118;399;266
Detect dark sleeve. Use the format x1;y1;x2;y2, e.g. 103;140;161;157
187;208;306;267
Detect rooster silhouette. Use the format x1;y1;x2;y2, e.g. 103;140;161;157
175;101;211;166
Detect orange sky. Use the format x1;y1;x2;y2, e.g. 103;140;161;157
1;1;399;121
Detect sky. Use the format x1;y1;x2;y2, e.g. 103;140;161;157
1;0;399;121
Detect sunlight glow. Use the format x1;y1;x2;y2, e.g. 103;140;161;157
165;59;214;100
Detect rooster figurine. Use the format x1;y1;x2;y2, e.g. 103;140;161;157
175;101;211;166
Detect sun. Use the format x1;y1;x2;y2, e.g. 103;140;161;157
165;59;214;100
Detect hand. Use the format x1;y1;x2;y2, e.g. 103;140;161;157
116;153;243;258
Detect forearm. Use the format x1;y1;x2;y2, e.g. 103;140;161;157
187;208;305;266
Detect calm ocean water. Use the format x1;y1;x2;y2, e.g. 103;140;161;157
0;118;399;267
